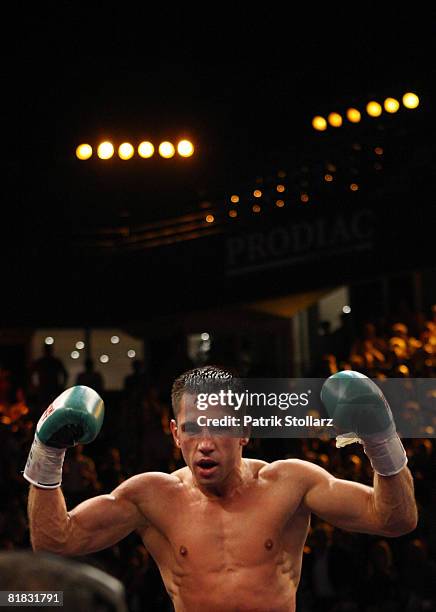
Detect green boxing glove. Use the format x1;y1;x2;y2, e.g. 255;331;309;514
321;371;407;476
23;386;104;489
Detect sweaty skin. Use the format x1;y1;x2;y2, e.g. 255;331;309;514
28;394;417;612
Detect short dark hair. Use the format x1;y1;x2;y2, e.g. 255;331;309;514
171;365;236;419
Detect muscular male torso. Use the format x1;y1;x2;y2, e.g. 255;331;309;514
135;459;311;612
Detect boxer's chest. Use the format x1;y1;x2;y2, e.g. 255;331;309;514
153;484;302;570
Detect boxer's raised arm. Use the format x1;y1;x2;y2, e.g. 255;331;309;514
301;461;417;536
28;474;150;556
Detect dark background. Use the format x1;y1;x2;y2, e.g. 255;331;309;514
5;3;435;326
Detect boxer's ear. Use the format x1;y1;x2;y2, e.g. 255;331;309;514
170;419;181;446
239;437;249;446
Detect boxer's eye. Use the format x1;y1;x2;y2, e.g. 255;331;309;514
182;421;202;435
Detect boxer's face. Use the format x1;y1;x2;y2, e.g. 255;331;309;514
170;393;248;487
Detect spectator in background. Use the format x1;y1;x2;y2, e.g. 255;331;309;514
362;539;399;611
399;538;436;611
76;358;104;395
62;443;101;507
29;343;67;410
331;312;355;363
123;359;146;402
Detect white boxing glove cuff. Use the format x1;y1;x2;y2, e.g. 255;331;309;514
23;435;66;489
362;422;408;476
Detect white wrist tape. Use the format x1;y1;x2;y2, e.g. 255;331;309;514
23;435;66;489
336;422;407;476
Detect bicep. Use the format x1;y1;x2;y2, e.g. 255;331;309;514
302;463;382;534
67;481;146;555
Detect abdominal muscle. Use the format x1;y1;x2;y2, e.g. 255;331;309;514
167;562;297;612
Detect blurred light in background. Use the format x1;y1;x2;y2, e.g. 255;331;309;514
75;341;85;350
275;199;285;208
384;97;400;113
44;336;54;345
138;141;155;158
159;141;175;158
177;139;194;157
312;116;327;131
71;351;80;360
111;335;120;344
276;184;285;193
346;108;361;123
328;112;343;127
300;193;309;203
253;190;262;198
229;210;238;218
127;350;136;358
324;174;333;182
201;333;210;341
118;142;134;160
342;305;351;314
206;214;214;223
76;144;93;160
100;354;109;364
402;92;419;109
252;204;261;213
97;141;114;159
366;101;382;117
350;183;359;191
230;195;240;203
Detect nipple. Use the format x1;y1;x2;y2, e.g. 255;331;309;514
179;546;187;556
265;539;273;550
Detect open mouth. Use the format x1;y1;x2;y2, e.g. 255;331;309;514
196;459;219;475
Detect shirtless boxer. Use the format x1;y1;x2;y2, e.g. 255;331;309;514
25;367;418;612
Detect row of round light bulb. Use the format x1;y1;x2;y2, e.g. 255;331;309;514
44;336;136;362
312;92;419;131
76;139;194;160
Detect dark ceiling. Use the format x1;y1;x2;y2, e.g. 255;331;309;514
4;3;436;324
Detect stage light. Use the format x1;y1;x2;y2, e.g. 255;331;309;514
159;141;175;158
253;190;262;198
252;204;261;213
312;116;327;131
366;101;382;117
350;183;359;191
97;141;114;159
71;351;80;360
342;305;351;314
44;336;54;345
177;140;194;157
346;108;361;123
118;142;134;160
384;97;400;113
76;144;92;160
230;195;239;203
76;341;85;350
127;350;136;358
324;174;333;182
206;214;214;223
300;193;309;203
374;147;383;155
229;209;238;218
138;141;154;158
276;184;285;193
328;112;342;127
402;92;419;109
275;200;285;208
100;354;109;364
111;335;120;344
